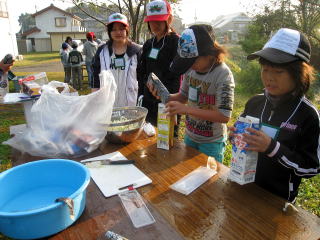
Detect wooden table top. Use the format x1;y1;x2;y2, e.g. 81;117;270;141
12;136;320;240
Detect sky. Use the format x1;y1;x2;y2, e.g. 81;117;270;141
9;0;254;33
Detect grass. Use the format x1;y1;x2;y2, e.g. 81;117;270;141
13;52;60;67
0;52;319;239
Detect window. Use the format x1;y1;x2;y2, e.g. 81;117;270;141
0;0;8;18
72;19;80;26
55;17;66;27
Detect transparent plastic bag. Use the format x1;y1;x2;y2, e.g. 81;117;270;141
4;70;117;157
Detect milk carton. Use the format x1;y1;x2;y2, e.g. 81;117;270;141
229;116;260;185
157;103;174;150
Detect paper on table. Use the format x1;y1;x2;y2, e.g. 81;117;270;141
81;152;152;197
170;166;217;195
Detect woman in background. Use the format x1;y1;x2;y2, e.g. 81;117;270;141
91;13;141;107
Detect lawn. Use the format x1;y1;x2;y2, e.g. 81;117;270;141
13;52;60;67
0;50;319;239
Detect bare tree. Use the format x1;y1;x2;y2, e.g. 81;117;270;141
71;0;181;42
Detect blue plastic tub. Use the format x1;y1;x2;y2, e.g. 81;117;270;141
0;159;90;239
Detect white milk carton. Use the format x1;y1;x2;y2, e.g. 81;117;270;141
229;116;260;185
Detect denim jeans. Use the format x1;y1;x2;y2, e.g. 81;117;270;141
85;62;93;86
71;66;82;90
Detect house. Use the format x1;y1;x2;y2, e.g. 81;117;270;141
22;4;87;52
82;17;107;40
0;0;19;59
212;12;251;43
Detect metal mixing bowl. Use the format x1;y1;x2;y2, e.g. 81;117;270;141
105;106;148;144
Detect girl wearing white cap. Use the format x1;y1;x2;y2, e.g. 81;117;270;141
229;28;320;202
138;0;181;134
91;13;142;107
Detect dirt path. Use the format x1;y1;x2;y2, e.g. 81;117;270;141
12;61;63;72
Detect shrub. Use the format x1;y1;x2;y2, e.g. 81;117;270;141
235;61;263;95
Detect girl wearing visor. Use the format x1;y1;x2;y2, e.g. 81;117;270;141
91;13;141;107
138;0;181;131
229;28;320;202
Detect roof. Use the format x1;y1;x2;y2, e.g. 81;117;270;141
47;32;87;34
32;4;83;21
212;12;251;29
21;27;41;37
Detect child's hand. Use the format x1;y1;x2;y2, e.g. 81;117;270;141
165;101;188;116
242;128;271;152
146;81;160;100
0;60;14;73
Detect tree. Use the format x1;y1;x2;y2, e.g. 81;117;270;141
70;0;182;42
18;13;36;33
240;0;320;68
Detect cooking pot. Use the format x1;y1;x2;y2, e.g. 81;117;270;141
0;159;90;239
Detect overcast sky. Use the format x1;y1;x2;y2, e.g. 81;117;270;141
9;0;254;33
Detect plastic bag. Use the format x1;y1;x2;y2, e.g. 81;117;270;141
41;81;78;96
4;70;117;157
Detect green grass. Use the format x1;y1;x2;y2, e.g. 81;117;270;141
0;52;319;240
14;52;60;67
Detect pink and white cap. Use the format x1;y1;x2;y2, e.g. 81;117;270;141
107;13;129;27
144;0;172;22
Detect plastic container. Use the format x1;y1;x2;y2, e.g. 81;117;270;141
118;189;155;228
170;166;217;195
0;159;90;239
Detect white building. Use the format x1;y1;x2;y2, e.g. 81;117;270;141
212;12;251;43
0;0;18;59
22;4;86;52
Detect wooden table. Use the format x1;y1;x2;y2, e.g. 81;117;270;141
12;136;320;240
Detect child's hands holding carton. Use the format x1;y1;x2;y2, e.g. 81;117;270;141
146;80;160;100
165;101;188;116
242;128;271;153
228;125;271;153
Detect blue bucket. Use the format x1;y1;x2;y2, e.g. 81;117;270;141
0;159;90;239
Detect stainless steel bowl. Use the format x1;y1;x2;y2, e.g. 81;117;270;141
106;106;148;144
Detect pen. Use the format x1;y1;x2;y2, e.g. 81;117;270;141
118;183;136;190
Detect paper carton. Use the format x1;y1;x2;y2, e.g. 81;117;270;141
157;103;174;150
229;116;260;185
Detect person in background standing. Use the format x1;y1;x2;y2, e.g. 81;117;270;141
137;0;181;135
65;36;73;51
0;54;15;101
91;13;141;107
60;43;71;84
83;32;98;87
68;41;83;90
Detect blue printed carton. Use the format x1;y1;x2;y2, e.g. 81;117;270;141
229;116;260;185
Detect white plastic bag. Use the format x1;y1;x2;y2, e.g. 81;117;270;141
4;70;117;157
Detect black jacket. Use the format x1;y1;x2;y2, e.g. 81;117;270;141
91;41;142;88
137;32;181;124
242;93;320;201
